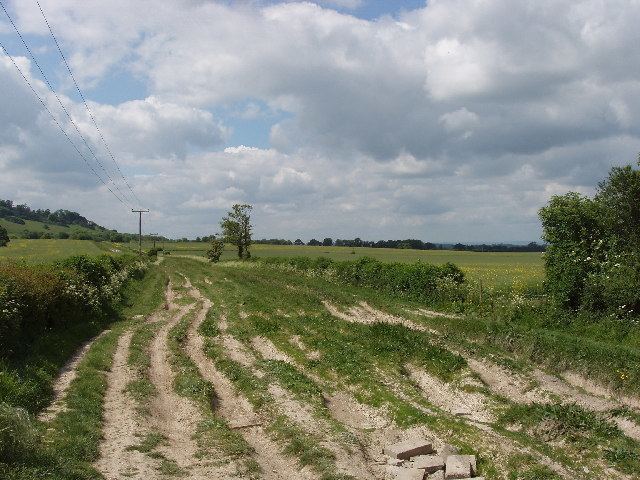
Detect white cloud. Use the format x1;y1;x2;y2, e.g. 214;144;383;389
2;0;640;241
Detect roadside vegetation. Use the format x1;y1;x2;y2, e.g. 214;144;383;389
0;256;165;479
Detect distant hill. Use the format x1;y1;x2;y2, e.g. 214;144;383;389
0;199;135;242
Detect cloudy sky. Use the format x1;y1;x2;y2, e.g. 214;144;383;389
1;0;639;242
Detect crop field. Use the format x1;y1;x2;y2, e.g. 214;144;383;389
0;217;103;236
0;238;123;263
7;255;639;480
143;241;545;288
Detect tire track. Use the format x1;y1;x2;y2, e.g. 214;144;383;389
38;329;109;422
94;329;158;479
184;286;315;480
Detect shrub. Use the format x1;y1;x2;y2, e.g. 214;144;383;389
258;256;466;305
540;163;640;316
0;255;145;361
205;237;225;263
0;225;9;247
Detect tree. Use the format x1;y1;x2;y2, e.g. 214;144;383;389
221;204;253;259
0;225;9;247
539;160;640;313
307;238;321;246
294;239;304;245
206;235;225;263
322;237;333;246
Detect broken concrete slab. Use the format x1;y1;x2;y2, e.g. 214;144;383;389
457;455;476;476
410;455;445;473
444;455;472;479
384;440;434;459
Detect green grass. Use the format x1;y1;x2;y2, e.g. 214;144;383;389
0;238;122;263
173;256;640;477
165;304;260;477
152;241;544;288
0;264;167;479
500;403;640;475
0;218;103;237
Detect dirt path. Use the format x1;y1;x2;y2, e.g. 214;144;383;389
38;330;109;422
146;293;238;479
94;330;158;479
184;287;314;480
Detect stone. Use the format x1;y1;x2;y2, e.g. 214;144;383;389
444;455;472;479
411;455;445;473
387;457;406;466
427;472;445;480
458;455;476;476
384;440;434;460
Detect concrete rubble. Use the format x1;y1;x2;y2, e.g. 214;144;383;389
383;440;482;480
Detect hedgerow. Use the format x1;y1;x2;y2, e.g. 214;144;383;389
0;254;146;412
259;256;466;306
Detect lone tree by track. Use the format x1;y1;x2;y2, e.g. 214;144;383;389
0;225;9;247
221;204;253;259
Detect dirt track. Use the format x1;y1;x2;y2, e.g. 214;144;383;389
41;268;640;479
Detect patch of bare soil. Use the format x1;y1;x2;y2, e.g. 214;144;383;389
288;334;321;360
410;308;462;319
248;336;388;479
323;301;437;333
405;364;495;424
469;356;640;442
38;330;109;422
466;358;544;405
561;371;640;410
94;330;158;479
222;334;256;368
325;391;390;431
183;293;314;480
251;336;295;363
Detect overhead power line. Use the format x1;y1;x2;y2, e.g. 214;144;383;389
35;0;142;207
0;40;129;206
0;0;132;208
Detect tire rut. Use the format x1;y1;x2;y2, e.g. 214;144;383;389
39;329;109;422
184;285;314;480
148;292;237;479
94;330;158;479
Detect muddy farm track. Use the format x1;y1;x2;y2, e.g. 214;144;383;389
39;258;640;479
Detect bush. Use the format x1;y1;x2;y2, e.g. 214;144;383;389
6;216;25;225
259;256;466;306
540;163;640;316
0;225;9;247
205;237;225;263
0;255;145;361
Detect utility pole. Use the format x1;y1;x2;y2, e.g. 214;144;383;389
149;233;158;249
132;209;149;255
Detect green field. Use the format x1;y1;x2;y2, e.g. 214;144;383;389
0;238;544;286
0;217;102;237
150;241;545;288
0;239;123;263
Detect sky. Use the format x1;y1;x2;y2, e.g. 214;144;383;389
1;0;640;242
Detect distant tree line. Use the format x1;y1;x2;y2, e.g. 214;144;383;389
252;236;545;252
